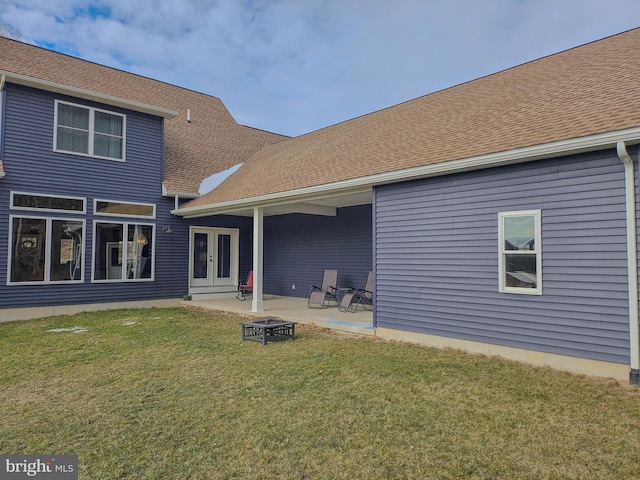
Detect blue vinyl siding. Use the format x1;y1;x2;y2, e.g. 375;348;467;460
0;83;193;311
264;205;373;297
374;150;635;364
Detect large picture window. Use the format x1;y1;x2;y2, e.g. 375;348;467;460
9;216;84;284
498;210;542;295
93;222;154;281
54;101;125;160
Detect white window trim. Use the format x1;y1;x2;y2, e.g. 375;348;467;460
91;221;155;283
10;191;87;214
53;100;126;161
93;199;156;219
498;209;542;295
7;215;86;285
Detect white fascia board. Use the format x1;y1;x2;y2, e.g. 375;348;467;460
1;71;179;119
174;126;640;218
161;183;200;199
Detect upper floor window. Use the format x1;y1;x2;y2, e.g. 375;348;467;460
54;101;126;161
498;210;542;295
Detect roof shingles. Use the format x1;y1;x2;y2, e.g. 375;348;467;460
185;27;640;208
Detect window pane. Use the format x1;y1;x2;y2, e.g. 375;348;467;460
94;223;124;280
94;111;123;136
95;201;154;217
57;126;89;154
12;194;84;212
50;220;83;281
217;234;231;278
127;224;153;279
505;253;537;288
193;233;208;279
94;133;123;159
58;103;89;129
504;215;535;251
10;218;46;282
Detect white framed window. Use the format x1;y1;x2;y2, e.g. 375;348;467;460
92;222;154;282
54;100;126;161
498;210;542;295
8;215;85;284
94;199;155;219
10;191;86;214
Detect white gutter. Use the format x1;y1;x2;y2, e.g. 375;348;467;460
617;141;640;385
161;183;199;210
161;183;200;199
174;126;640;218
0;71;179;119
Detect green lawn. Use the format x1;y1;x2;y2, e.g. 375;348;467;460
1;307;639;479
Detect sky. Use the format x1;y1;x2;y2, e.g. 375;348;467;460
1;1;639;137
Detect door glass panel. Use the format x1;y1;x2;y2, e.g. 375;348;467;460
217;234;231;278
193;233;208;279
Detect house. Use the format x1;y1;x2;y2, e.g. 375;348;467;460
0;36;288;321
2;28;640;384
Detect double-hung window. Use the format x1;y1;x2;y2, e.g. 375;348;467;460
55;101;125;160
498;210;542;295
8;193;86;284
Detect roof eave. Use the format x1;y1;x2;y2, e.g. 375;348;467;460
161;183;200;199
0;71;179;119
173;126;640;219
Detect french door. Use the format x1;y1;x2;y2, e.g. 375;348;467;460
190;227;238;290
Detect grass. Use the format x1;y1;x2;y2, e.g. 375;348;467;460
1;307;640;479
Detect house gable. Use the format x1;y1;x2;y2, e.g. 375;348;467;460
0;36;289;197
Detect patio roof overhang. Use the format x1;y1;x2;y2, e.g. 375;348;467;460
172;126;640;219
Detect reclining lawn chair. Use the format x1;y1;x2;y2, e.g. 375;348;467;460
307;269;339;308
338;271;373;313
236;270;253;301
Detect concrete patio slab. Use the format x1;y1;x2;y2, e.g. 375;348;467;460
182;295;375;337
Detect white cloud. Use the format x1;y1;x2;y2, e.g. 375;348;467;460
2;0;640;136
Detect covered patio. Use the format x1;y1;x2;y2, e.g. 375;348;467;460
182;295;375;337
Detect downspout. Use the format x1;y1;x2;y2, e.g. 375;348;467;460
0;74;5;179
617;141;640;385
